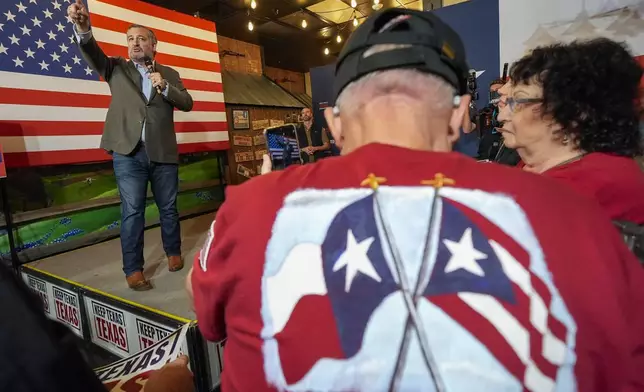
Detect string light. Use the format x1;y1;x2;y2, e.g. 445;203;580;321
353;16;358;27
301;19;307;28
324;47;329;55
336;34;342;43
373;0;379;4
248;21;254;31
350;0;357;7
250;0;257;9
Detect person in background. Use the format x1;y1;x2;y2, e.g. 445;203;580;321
454;79;504;159
477;79;511;162
188;8;644;392
497;38;644;224
296;107;331;163
452;108;478;158
68;0;192;290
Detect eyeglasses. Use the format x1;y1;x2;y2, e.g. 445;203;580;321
503;97;543;112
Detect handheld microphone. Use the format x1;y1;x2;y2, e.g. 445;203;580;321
143;56;162;94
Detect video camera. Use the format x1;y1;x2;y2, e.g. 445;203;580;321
477;63;510;132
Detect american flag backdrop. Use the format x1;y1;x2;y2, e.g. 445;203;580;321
0;0;228;167
266;133;300;160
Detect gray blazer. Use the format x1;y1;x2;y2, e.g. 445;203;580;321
78;36;193;163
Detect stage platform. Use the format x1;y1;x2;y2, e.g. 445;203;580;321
26;213;214;320
19;213;223;392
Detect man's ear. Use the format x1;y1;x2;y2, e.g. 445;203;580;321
324;107;343;149
448;94;471;144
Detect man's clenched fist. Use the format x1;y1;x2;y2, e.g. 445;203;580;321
67;0;90;33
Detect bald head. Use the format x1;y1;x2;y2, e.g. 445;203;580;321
325;68;471;155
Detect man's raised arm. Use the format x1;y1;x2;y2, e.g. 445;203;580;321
67;0;114;81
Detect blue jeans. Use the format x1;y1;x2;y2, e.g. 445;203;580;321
113;145;181;277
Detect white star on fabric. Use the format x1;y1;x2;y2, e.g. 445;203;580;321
13;56;24;67
0;23;4;31
59;43;68;53
84;65;93;75
47;30;56;40
50;51;60;61
71;54;81;64
51;0;62;10
29;0;38;4
35;38;45;49
5;11;17;22
9;34;20;45
31;16;42;27
55;21;65;32
62;63;72;73
0;44;8;55
443;227;488;277
68;34;75;43
20;24;31;35
333;229;382;292
16;2;28;13
24;47;35;58
43;9;53;19
39;60;49;70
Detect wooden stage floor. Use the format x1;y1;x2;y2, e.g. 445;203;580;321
25;213;216;321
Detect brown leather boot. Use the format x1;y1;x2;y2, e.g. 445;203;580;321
126;271;153;291
168;255;184;272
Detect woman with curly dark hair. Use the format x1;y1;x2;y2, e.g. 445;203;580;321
497;38;644;224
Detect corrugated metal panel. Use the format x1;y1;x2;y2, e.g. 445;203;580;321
222;71;306;108
291;92;313;108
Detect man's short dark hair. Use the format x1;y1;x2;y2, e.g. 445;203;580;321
126;24;157;46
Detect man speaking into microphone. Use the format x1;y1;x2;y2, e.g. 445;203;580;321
68;0;194;291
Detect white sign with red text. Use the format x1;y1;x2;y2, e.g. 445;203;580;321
24;274;51;315
52;285;83;335
89;299;130;355
85;296;179;358
136;317;173;351
21;272;83;338
95;324;189;392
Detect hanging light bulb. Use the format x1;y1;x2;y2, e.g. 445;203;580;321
250;0;257;9
248;21;254;31
336;34;342;43
301;19;307;28
373;0;379;4
353;16;358;27
350;0;357;7
324;47;329;55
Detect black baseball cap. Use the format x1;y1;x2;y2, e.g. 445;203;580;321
333;8;470;101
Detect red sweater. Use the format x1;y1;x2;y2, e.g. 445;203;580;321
192;143;644;392
522;153;644;224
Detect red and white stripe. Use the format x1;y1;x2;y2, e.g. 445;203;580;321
431;210;573;391
0;0;228;167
